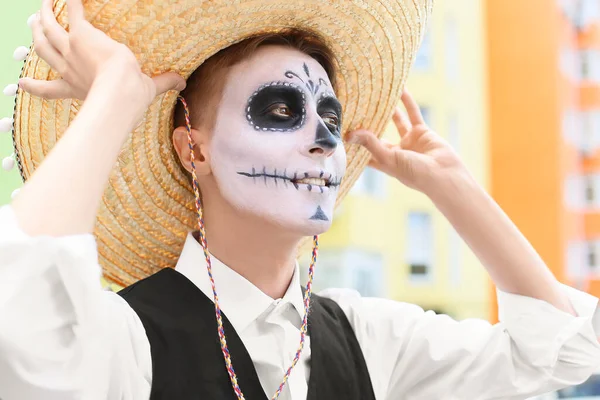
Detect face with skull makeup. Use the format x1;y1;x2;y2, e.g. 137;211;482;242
207;45;347;236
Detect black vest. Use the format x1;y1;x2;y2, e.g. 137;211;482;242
119;268;376;400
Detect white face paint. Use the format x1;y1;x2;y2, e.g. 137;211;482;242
209;45;346;236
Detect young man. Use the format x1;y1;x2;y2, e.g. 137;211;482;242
0;0;599;399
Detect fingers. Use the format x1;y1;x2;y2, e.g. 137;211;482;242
347;129;391;163
392;107;410;138
41;0;69;55
31;12;65;72
66;0;85;28
19;78;72;99
401;90;425;127
367;147;418;181
152;72;187;95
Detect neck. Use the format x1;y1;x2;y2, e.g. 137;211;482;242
201;202;302;299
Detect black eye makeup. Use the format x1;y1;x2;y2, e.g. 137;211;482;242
317;95;343;135
246;82;307;132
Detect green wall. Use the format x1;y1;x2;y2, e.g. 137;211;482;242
0;1;39;205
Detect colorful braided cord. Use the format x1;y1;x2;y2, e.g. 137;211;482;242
178;96;317;400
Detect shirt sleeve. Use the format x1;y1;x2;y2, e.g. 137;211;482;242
319;284;600;400
0;205;151;400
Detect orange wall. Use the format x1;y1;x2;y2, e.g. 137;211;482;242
589;278;600;297
580;84;600;107
578;22;600;49
486;1;572;321
582;151;600;170
584;213;600;238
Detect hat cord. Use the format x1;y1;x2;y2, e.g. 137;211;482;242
178;96;317;400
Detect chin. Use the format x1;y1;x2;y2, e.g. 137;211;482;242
261;213;334;237
294;219;333;236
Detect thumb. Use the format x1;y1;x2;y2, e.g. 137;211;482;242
152;72;186;95
347;129;391;163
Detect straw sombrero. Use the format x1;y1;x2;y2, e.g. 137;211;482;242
5;0;432;287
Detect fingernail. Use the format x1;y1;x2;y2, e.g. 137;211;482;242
176;81;186;91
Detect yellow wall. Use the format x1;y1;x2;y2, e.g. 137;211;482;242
319;0;490;320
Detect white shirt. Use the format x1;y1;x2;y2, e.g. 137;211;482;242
1;204;600;400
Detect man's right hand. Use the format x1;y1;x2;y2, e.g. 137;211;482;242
19;0;185;115
11;0;186;237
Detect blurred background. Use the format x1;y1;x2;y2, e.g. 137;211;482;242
306;0;600;326
1;1;600;398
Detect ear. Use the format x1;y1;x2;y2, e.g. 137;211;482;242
172;125;212;177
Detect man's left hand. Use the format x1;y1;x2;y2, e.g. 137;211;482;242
346;90;468;197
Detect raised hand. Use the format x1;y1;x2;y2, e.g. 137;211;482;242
20;0;185;107
347;91;467;196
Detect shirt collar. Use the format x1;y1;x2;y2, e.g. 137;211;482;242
175;232;306;332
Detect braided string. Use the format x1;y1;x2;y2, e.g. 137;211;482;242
178;96;318;400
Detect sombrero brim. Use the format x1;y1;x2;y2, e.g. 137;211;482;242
12;0;432;287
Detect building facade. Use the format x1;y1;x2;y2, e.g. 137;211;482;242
311;0;491;320
577;0;600;298
486;0;600;321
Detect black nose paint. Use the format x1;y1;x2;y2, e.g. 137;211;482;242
314;122;338;151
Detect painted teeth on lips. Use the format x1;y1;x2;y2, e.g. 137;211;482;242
296;178;327;186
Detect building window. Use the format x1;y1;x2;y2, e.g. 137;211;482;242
564;174;583;210
560;47;581;81
410;264;428;275
588;243;597;269
407;212;433;282
420;106;431;127
562;109;580;147
303;249;384;296
354;268;373;296
447;115;460;154
580;50;600;82
585;240;600;278
301;250;343;292
445;17;459;82
414;29;432;70
448;227;462;287
562;109;600;155
581;111;600;154
563;174;600;210
586;176;595;203
348;256;383;297
576;0;600;28
566;241;586;280
558;0;578;24
347;251;384;296
351;167;386;197
316;264;343;292
583;174;600;208
581;111;593;153
582;51;591;79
